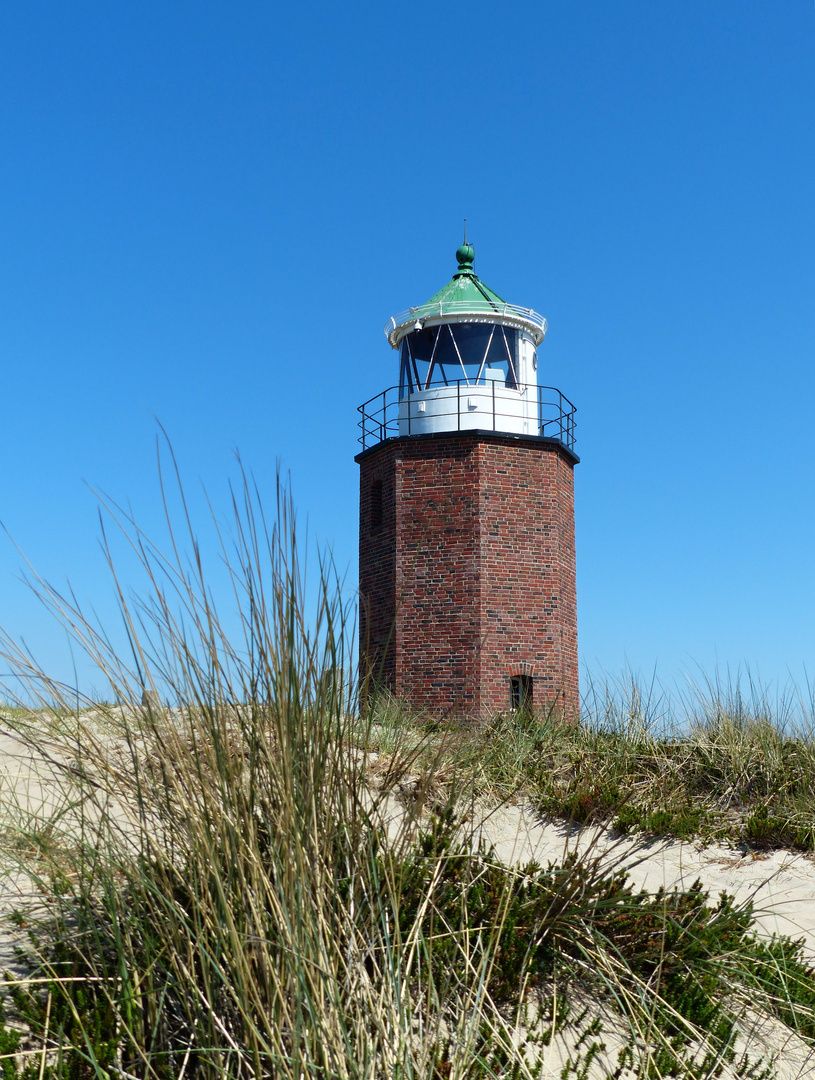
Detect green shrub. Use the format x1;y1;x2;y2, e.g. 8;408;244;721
744;803;814;852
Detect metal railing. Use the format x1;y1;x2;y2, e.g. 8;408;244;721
385;301;547;344
357;382;577;453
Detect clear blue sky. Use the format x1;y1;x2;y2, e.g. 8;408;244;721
1;2;813;700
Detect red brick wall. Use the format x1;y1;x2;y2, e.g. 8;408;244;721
358;456;397;688
358;433;578;719
475;440;578;718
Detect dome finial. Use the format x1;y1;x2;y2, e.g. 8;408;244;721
455;223;475;276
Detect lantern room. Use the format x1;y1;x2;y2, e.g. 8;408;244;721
389;242;545;438
359;243;575;450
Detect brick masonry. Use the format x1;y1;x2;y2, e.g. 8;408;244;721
357;432;578;719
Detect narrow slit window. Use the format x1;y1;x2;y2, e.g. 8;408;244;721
510;674;533;711
370;479;383;533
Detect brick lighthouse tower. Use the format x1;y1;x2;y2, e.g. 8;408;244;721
356;241;579;719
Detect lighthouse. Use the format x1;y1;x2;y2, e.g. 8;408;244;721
356;242;579;719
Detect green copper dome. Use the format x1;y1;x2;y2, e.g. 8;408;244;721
419;243;507;310
385;241;547;348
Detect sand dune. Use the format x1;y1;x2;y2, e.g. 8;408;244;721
2;725;815;1077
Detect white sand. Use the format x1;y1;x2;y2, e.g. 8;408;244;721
475;802;815;957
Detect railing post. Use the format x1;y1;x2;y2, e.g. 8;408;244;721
492;379;496;430
457;379;460;430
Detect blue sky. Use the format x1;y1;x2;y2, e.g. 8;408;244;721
1;1;813;699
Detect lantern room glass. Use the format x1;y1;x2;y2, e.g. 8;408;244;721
398;323;521;398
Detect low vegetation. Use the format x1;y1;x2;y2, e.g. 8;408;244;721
363;678;815;853
0;456;812;1077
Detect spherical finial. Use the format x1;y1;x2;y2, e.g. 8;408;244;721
455;242;475;272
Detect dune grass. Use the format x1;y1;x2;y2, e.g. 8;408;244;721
361;674;815;853
0;460;813;1077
